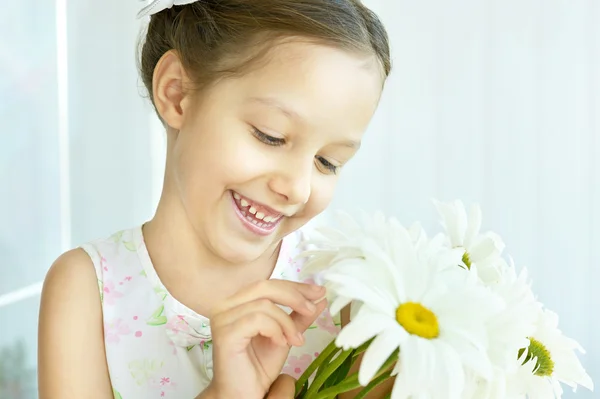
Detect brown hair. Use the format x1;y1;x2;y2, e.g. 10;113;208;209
139;0;391;105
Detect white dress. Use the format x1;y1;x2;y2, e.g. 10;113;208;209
80;226;340;399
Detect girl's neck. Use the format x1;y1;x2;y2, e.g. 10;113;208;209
142;194;281;317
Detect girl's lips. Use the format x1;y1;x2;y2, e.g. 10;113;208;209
232;191;283;219
230;191;283;236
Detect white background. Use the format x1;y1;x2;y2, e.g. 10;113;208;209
0;1;597;397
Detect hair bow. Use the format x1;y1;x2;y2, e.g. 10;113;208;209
137;0;200;18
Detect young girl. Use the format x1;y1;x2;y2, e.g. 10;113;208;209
38;1;391;398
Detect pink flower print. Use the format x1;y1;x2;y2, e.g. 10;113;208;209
168;341;177;355
119;276;133;286
104;318;131;344
149;376;177;395
165;315;191;335
316;308;341;335
283;354;313;379
100;255;108;272
102;280;124;305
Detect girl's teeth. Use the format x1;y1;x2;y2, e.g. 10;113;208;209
236;194;281;225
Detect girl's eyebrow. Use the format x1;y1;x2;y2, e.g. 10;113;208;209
248;96;361;149
338;140;361;149
248;96;306;123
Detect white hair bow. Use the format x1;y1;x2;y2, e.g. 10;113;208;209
137;0;200;18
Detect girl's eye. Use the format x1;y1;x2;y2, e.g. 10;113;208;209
252;127;285;146
316;156;339;175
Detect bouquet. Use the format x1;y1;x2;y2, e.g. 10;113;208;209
293;200;593;399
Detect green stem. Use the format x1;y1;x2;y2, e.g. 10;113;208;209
352;370;393;399
316;344;342;377
351;338;373;361
305;348;354;397
310;350;399;399
295;339;341;396
311;373;361;399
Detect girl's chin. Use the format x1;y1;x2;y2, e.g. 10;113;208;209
212;238;278;265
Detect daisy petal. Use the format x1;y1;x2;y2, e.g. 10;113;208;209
329;295;352;316
463;203;482;248
336;309;395;350
324;273;396;314
391;371;413;399
469;236;499;263
436;339;465;399
358;324;405;385
327;258;395;291
433;199;467;247
399;336;426;391
334;210;362;234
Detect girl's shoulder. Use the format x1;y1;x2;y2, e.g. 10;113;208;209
79;226;142;261
78;226;146;292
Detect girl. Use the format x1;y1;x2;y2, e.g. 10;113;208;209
38;0;391;398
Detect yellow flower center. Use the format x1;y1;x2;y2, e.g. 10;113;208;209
462;250;472;269
395;302;440;339
518;337;554;377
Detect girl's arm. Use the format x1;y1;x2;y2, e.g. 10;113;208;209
38;249;113;399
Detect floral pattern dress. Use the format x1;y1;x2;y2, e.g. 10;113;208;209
80;226;340;399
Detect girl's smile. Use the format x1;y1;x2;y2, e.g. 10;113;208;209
231;190;285;236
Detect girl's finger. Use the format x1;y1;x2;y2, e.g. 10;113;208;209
212;298;303;346
216;312;289;349
213;279;325;317
290;297;329;333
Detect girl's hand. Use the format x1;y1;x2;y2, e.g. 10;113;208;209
206;279;327;399
265;374;298;399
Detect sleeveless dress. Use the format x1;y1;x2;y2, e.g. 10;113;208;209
80;226;340;399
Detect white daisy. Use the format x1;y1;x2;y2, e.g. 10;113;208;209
462;260;543;399
506;308;593;398
299;211;411;316
485;259;542;369
433;199;505;283
304;214;503;399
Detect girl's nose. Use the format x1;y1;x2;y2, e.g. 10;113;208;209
268;158;312;206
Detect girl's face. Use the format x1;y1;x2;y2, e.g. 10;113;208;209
169;41;383;264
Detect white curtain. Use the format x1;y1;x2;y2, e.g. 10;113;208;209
0;1;157;396
332;2;599;397
0;1;597;397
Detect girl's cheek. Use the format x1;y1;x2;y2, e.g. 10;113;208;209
307;183;336;214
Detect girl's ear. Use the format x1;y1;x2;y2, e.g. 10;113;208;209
152;50;190;130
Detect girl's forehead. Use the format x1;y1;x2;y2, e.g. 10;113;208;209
225;41;383;132
250;40;383;86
